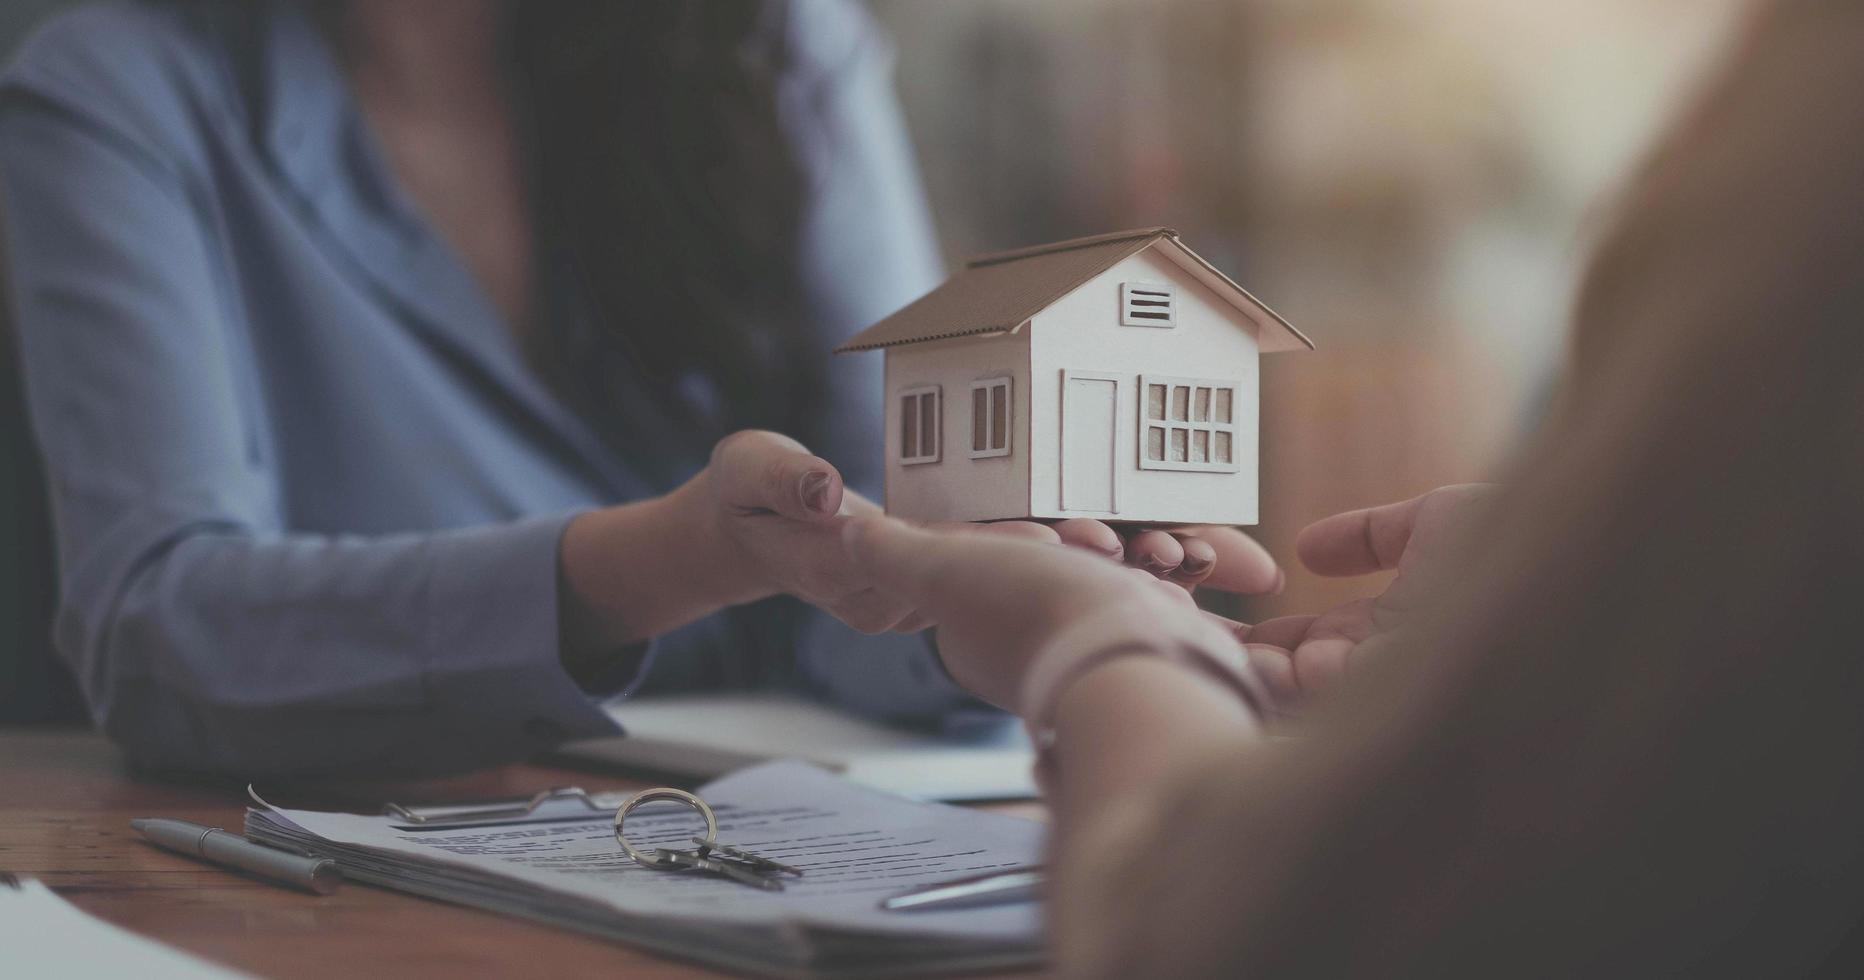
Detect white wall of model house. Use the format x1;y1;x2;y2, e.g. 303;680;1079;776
1028;249;1260;524
884;247;1263;525
883;329;1032;522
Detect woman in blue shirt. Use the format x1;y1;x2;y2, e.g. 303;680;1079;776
0;0;1277;776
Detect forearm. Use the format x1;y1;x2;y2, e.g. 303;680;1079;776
66;516;618;776
1042;657;1277;980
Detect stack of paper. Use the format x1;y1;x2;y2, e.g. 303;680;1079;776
245;762;1045;977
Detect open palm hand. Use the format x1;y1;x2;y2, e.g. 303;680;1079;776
1240;485;1497;705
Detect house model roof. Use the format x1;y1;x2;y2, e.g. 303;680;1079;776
834;227;1314;354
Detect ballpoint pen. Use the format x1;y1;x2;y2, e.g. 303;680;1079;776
132;817;342;895
880;866;1044;912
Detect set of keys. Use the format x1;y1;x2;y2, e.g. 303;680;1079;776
613;788;805;891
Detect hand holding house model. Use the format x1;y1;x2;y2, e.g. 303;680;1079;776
836;228;1312;526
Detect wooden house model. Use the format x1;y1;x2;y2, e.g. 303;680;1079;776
835;227;1312;525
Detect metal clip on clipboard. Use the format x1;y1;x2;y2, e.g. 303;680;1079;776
382;787;633;827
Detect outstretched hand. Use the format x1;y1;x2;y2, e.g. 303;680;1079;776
557;429;1278;676
1241;484;1497;704
694;431;1280;635
695;431;1083;632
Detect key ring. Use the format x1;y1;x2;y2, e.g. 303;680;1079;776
613;788;718;869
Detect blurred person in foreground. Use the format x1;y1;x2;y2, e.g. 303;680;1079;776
843;0;1864;973
0;0;1276;776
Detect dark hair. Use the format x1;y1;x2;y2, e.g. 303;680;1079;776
510;1;820;443
185;0;821;447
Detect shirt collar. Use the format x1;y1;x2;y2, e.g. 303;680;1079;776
249;2;642;497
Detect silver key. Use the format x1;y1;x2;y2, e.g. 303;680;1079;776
612;786;803;891
692;837;805;878
653;847;785;891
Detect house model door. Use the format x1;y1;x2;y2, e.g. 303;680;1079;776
1061;372;1119;514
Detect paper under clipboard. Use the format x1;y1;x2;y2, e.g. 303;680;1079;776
245;761;1045;978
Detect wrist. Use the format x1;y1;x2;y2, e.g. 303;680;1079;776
1019;596;1264;728
561;504;690;650
1057;656;1258;733
558;507;631;667
557;480;774;657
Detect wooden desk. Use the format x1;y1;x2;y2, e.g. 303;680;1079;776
0;730;1041;977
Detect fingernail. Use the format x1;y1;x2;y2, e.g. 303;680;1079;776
1101;545;1126;561
1142;555;1173;574
1180;554;1213;575
1272;568;1287;595
800;471;833;515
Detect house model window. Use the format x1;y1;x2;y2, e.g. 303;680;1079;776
1121;282;1176;328
970;378;1012;458
1141;375;1240;472
899;385;941;465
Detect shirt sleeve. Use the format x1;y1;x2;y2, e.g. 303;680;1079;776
0;96;619;778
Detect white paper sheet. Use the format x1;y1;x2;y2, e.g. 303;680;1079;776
256;761;1044;940
0;879;251;980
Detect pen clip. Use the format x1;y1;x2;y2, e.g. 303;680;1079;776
880;866;1046;912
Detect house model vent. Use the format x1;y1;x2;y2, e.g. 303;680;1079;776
1120;282;1176;327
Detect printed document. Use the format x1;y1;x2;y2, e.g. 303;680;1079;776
247;761;1044;977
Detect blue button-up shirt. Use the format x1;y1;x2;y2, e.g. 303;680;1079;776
0;0;973;777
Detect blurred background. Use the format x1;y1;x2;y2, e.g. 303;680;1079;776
865;0;1747;618
0;0;1749;650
